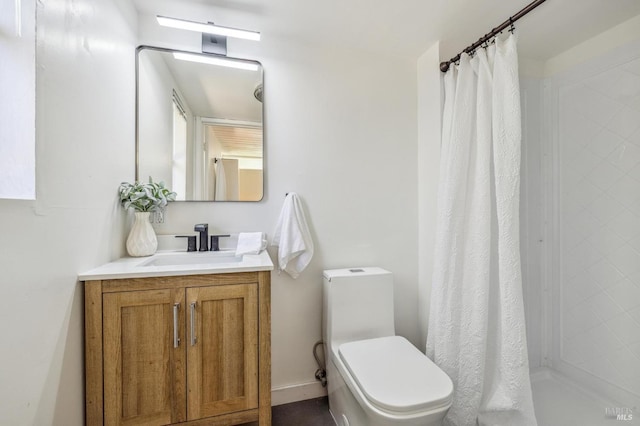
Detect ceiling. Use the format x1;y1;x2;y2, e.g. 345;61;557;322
133;0;640;62
155;49;262;120
207;125;262;159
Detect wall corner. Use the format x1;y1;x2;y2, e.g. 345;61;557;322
417;42;442;350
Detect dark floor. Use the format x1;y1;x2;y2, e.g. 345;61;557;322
243;397;335;426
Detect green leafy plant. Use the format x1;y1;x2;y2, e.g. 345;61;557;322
119;177;177;212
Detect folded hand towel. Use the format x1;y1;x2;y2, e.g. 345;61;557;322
271;193;314;279
235;232;267;256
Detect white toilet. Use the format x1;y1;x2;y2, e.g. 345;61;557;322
322;267;453;426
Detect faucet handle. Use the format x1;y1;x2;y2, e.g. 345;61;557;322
210;234;231;251
175;235;197;252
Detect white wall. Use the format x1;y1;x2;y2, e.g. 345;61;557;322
514;16;640;406
520;76;546;369
544;14;640;77
138;50;194;190
417;43;442;349
150;34;421;400
0;0;137;424
544;38;640;402
138;50;175;185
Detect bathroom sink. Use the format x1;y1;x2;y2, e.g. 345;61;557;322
79;249;273;280
140;251;242;267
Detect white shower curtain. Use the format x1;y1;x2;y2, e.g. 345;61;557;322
426;34;537;426
214;159;228;201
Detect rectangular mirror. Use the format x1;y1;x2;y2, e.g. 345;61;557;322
136;46;264;201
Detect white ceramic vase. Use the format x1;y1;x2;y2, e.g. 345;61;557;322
126;211;158;257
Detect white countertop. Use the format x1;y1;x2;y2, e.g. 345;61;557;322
78;250;274;281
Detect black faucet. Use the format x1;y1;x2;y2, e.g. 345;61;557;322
194;223;209;251
210;234;231;251
175;235;197;252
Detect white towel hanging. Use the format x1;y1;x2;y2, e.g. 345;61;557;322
271;192;314;279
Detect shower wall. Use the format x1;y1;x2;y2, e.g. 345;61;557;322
541;41;640;400
521;76;546;370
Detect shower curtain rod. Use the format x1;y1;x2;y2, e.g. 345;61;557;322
440;0;547;72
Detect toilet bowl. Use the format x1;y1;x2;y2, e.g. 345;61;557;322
322;268;453;426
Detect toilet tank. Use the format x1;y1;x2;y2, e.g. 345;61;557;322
322;267;395;354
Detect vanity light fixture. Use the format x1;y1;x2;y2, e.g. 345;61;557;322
172;52;259;71
157;16;260;41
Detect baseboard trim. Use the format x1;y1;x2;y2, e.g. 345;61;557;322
271;381;328;406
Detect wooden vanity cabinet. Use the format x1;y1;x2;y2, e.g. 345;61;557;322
85;271;271;426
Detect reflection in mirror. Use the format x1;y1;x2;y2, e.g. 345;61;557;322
136;46;263;201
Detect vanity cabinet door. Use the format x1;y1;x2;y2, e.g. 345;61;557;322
103;289;187;425
186;284;259;420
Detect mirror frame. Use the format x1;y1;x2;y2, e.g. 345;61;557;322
135;45;265;202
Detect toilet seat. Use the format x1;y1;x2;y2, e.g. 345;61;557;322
339;336;453;415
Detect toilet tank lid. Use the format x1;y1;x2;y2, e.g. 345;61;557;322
339;336;453;414
323;267;391;281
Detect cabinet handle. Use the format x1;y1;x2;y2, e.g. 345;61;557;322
173;303;180;348
190;302;197;346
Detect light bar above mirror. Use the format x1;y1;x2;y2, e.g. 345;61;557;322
173;52;260;71
156;16;261;41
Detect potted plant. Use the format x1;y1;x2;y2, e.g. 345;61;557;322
119;178;177;256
